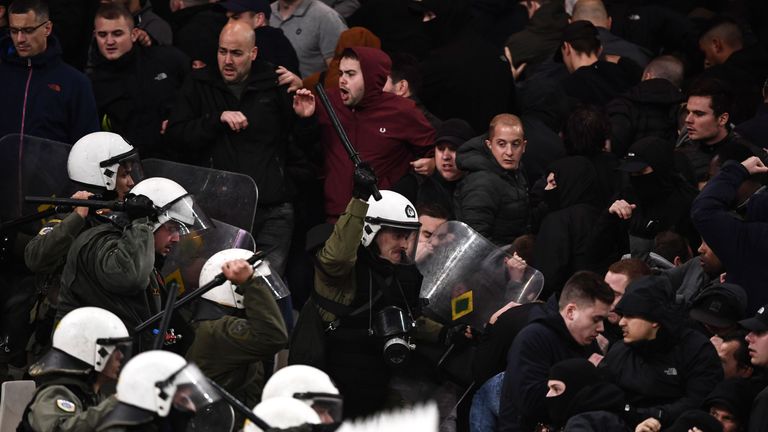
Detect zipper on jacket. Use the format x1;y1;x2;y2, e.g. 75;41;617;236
18;58;34;207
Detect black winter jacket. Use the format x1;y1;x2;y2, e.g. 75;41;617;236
88;45;189;159
498;297;601;432
166;61;309;205
601;327;723;427
607;78;683;158
455;134;529;245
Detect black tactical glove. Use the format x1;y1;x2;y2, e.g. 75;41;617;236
123;194;159;221
440;323;473;347
352;161;378;201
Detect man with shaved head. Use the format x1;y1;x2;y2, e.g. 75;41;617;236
455;113;530;245
166;19;316;278
571;0;651;67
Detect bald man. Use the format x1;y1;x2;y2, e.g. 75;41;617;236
571;0;651;67
166;20;315;277
454;114;530;245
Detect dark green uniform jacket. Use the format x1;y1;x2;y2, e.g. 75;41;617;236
185;277;288;407
57;218;161;349
20;374;116;432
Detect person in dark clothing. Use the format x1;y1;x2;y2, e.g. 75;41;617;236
345;0;432;58
702;378;764;432
610;136;699;260
166;20;315;274
455;114;529;246
607;55;685;158
570;0;653;68
169;0;226;69
603;258;652;348
601;275;724;429
697;17;768;124
691;156;768;314
220;0;300;75
534;156;603;298
88;3;189;160
676;77;764;187
418;0;512;133
0;0;99;144
563;105;620;207
558;20;637;109
504;0;568;71
737;306;768;432
735;86;768;148
544;358;628;431
393;118;473;213
688;283;748;338
497;271;614;432
112;0;173;46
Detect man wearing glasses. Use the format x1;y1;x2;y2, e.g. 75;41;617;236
0;0;98;144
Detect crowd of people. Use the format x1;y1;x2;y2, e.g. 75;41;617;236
1;0;768;430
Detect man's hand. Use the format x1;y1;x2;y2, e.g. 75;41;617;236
160;119;168;135
588;352;604;366
221;259;254;285
504;252;527;282
741;156;768;175
609;199;636;220
71;190;93;219
220;111;249;132
634;418;661;432
277;66;303;92
504;46;527;82
410;157;435;176
293;88;316;118
134;28;152;47
489;300;521;325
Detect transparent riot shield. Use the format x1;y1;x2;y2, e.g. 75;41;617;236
142;159;258;232
417;221;544;330
161;220;256;297
186;400;235;432
0;134;72;227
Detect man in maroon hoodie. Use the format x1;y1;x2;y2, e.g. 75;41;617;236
317;46;435;220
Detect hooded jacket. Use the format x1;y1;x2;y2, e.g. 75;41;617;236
302;27;381;92
0;35;98;144
691;160;768;313
607;78;683;157
455;134;529;246
498;297;602;432
318;47;434;218
534;157;603;296
166;59;307;205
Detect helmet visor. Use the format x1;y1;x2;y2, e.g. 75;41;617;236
294;392;344;424
170;364;221;413
161;193;214;236
251;260;290;299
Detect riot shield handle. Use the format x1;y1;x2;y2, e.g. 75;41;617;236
207;379;272;430
133;245;278;333
315;83;382;201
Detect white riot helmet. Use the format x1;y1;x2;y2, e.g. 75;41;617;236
361;190;420;247
129;177;212;233
199;249;289;308
244;397;321;432
116;351;219;417
47;307;131;373
262;365;343;423
67;131;143;192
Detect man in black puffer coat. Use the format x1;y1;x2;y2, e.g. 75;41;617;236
601;275;723;430
454;113;529;246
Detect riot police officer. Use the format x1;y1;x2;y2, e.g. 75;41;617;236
18;307;132;431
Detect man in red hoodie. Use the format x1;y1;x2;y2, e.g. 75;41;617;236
315;46;435;220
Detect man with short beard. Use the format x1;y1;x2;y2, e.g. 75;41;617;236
314;47;435;220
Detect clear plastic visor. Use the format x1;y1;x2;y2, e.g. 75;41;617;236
168;364;221;413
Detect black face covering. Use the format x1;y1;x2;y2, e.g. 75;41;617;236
546;391;572;428
630;172;662;203
543;188;560;212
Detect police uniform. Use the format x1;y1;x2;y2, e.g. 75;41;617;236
185;277;288;408
57;218;162;350
18;351;116;432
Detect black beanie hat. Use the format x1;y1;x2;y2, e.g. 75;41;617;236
615;275;673;323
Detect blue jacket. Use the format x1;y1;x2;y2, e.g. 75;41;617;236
691;160;768;313
498;297;600;432
0;35;98;143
